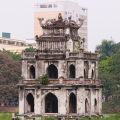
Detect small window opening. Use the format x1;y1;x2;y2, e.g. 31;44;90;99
94;99;97;113
69;65;75;78
30;65;35;79
40;4;47;8
53;4;58;8
92;69;94;79
48;4;52;8
85;98;89;113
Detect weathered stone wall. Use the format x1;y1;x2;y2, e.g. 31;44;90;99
19;86;102;115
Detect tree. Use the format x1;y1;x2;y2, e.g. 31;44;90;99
0;52;21;105
0;49;21;61
25;46;36;52
96;39;116;57
99;53;109;63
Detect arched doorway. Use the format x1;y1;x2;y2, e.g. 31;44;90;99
47;64;58;78
30;65;35;79
69;93;76;113
26;93;34;113
45;93;58;113
69;65;75;78
94;98;97;113
85;98;89;113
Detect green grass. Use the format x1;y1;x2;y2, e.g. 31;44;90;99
1;113;120;120
0;113;12;120
85;113;120;120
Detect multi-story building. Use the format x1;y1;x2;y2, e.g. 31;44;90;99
17;13;103;120
34;1;88;50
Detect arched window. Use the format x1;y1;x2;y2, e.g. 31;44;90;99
91;69;94;79
94;98;97;113
69;93;76;113
26;93;34;113
47;64;58;78
45;93;58;113
69;65;75;78
85;98;89;113
30;65;35;79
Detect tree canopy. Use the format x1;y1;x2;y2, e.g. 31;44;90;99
96;39;116;57
25;46;36;52
0;52;21;105
0;49;21;61
98;40;120;113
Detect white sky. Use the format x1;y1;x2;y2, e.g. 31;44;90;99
0;0;120;52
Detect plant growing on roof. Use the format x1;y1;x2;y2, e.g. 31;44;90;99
76;40;81;51
38;74;49;85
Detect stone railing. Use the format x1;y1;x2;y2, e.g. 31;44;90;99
83;52;98;60
21;51;34;59
66;49;99;60
35;50;64;54
20;78;101;85
69;52;79;57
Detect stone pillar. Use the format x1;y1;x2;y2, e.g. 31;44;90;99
22;60;27;79
66;49;70;58
19;88;24;114
88;61;91;79
35;88;41;114
99;88;102;114
14;42;17;45
79;48;84;58
36;41;38;50
6;40;8;44
59;88;67;114
77;87;85;114
42;41;43;51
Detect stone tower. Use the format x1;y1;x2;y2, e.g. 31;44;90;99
17;13;103;119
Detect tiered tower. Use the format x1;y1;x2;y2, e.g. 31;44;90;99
18;13;103;120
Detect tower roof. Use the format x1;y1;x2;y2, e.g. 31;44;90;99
38;13;84;29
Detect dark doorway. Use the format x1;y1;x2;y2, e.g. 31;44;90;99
85;98;89;113
26;93;34;113
47;64;58;78
69;93;76;113
45;93;58;113
91;69;94;79
69;65;75;78
94;99;97;113
84;69;86;79
30;65;35;79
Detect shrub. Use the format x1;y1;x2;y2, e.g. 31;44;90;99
38;74;49;85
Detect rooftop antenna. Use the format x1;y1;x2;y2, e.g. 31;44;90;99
111;36;112;40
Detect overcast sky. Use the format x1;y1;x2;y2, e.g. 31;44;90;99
0;0;120;52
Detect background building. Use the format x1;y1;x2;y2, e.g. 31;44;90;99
0;37;35;53
34;1;88;50
2;32;11;39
